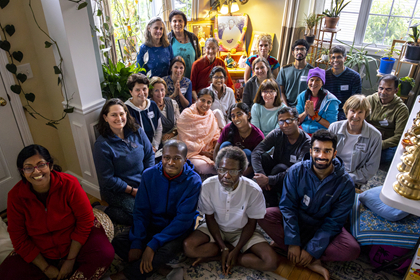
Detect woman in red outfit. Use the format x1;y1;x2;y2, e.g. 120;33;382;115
190;38;233;101
0;145;114;280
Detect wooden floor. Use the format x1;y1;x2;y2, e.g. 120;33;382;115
86;193;324;280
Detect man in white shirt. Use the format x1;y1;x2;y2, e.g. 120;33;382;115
183;146;278;275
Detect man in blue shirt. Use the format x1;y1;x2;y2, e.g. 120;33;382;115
111;140;201;280
324;45;362;121
258;130;360;280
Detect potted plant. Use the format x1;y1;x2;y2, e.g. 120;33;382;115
320;48;329;61
398;76;415;97
337;40;378;86
405;23;420;62
322;0;351;29
304;13;322;45
375;46;399;75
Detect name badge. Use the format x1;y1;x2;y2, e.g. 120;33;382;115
355;143;366;151
379;119;389;126
180;88;187;94
340;85;349;91
147;111;155;119
303;195;310;206
290;155;297;163
300;75;307;81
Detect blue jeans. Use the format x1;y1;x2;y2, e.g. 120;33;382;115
220;141;251;163
381;146;397;165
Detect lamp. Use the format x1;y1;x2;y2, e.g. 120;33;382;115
231;0;239;12
220;1;229;14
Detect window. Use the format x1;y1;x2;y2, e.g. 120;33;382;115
172;0;193;20
326;0;420;47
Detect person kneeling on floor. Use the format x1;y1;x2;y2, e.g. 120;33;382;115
258;129;360;280
183;146;279;275
111;140;202;280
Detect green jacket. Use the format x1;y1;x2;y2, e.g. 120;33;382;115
366;93;409;150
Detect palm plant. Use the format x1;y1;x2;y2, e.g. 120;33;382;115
409;22;420;46
337;39;378;86
323;0;351;17
304;13;323;36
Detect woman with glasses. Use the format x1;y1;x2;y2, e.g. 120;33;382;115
242;57;276;109
177;88;220;175
191;38;233;101
251;79;285;137
296;67;340;134
206;66;236;128
244;34;280;83
0;145;114;279
93;99;155;225
163;56;193;112
213;103;264;176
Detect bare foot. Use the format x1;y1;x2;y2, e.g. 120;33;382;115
307;259;330;280
192;255;221;266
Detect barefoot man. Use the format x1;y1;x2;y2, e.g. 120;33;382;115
258;130;361;280
183;146;279;275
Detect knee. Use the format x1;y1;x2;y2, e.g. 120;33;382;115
99;242;116;266
262;252;279;271
220;141;233;149
183;237;195;257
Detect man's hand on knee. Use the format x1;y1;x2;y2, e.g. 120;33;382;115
253;173;270;190
140;247;155;274
297;249;313;267
287;245;301;264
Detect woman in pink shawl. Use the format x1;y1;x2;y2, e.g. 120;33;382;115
177;88;220;174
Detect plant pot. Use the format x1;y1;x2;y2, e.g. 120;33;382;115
321;54;329;61
405;44;420;62
378;57;396;75
324;17;339;29
399;81;413;97
304;35;315;45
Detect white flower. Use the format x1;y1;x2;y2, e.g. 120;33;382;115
146;70;152;78
143;51;149;64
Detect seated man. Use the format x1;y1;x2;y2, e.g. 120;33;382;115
324;45;362;121
277;39;314;107
183;146;278;275
366;75;409;165
329;95;382;186
258;130;360;280
251;106;311;207
111;140;202;280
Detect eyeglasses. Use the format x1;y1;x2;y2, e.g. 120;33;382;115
262;90;276;96
21;162;50;174
294;47;306;52
278;118;296;126
212;76;225;80
217;168;242;176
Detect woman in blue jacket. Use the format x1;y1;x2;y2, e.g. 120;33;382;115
93;98;155;225
296;67;340;134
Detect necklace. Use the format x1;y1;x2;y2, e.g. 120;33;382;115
239;127;252;142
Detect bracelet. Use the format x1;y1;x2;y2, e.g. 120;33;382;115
316;116;322;122
66;256;76;261
129;187;133;194
220;247;229;252
43;264;51;274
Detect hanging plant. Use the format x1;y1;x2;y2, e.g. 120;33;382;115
214;14;248;53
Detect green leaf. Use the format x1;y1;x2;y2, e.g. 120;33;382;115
97;9;102;17
17;73;27;83
10;84;21;94
78;2;88;10
116;81;121;92
6;63;17;74
45;41;53;48
64;107;74;113
5;24;15;36
53;66;62;74
58;77;61;85
0;0;10;9
46;122;58;129
0;40;11;52
104;23;109;31
12;51;23;62
25;93;35;102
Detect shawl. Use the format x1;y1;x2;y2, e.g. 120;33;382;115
177;104;220;163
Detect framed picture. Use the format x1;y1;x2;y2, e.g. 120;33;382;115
214;14;248;52
187;20;214;55
118;36;138;62
248;31;275;55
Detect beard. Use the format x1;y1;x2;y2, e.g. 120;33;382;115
295;54;306;61
312;157;333;170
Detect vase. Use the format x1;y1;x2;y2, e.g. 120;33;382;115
304;35;315;45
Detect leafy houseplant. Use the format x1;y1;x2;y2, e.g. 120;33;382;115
322;0;351;29
303;13;323;44
398;76;415;97
405;23;420;61
320;48;329;61
337;40;377;86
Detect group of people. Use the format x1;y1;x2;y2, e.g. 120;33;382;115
0;9;411;280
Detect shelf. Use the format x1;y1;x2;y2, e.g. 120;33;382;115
320;27;341;33
376;69;396;77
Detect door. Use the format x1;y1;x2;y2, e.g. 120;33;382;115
0;73;25;212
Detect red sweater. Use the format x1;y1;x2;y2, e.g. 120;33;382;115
7;171;94;263
190;56;234;92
